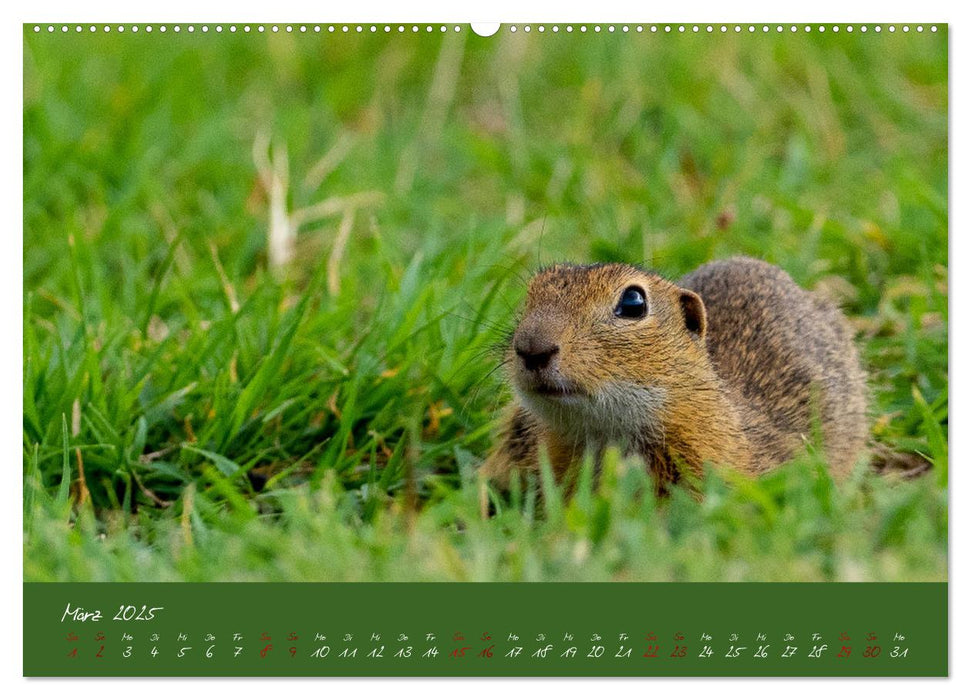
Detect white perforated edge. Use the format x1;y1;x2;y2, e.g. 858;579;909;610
29;24;941;35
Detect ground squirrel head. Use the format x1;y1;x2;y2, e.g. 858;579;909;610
507;263;709;442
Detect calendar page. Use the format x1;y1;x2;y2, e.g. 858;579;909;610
22;20;948;678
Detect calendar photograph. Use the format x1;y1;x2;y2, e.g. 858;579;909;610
22;21;947;677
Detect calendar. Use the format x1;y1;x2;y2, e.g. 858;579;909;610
24;583;946;676
22;19;949;681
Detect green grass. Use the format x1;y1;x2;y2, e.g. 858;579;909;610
23;27;947;582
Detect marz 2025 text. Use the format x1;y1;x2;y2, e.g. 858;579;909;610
60;603;164;623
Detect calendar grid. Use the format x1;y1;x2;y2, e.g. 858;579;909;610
24;582;947;676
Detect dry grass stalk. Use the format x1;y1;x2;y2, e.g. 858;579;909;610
327;208;356;297
254;132;382;277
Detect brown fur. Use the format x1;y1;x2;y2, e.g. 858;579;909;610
481;257;869;492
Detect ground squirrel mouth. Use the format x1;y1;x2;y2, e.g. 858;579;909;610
526;380;584;399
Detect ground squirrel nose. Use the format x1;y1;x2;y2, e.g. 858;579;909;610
514;338;560;371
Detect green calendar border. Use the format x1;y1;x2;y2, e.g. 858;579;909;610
23;582;947;677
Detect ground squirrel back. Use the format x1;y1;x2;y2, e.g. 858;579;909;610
679;257;868;477
482;256;869;491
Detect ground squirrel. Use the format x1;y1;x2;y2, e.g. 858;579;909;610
481;257;869;491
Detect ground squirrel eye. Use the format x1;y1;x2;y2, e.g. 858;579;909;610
614;286;648;319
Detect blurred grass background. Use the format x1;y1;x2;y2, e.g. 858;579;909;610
23;25;947;581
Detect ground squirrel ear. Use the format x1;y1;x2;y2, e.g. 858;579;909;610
678;289;707;339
